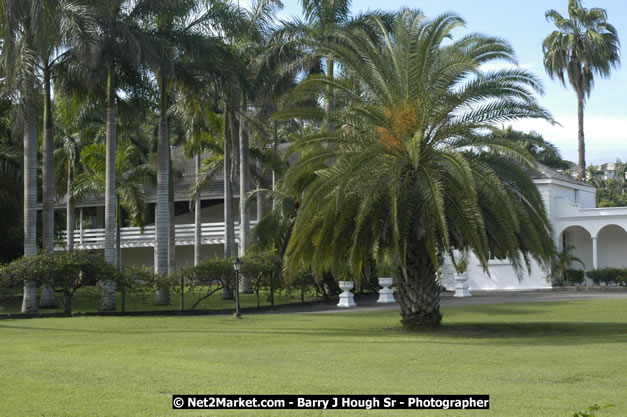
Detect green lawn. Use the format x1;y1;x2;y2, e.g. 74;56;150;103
1;299;626;417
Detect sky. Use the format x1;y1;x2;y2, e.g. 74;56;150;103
254;0;627;165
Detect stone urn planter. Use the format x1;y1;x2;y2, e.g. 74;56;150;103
337;281;357;308
454;271;471;297
377;277;396;303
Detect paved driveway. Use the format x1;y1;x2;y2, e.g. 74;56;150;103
290;289;627;315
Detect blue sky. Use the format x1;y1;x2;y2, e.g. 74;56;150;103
268;0;627;165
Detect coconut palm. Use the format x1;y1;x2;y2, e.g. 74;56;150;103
87;0;151;310
280;9;555;329
1;0;42;312
543;0;620;174
232;0;284;261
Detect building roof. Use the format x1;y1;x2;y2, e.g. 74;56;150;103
58;147;256;209
529;163;592;188
59;147;592;209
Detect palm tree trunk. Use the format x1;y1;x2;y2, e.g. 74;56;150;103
115;196;121;269
21;108;38;313
395;240;442;330
194;152;201;266
222;107;234;300
154;77;170;305
577;90;586;176
256;159;264;222
66;163;74;252
239;93;252;293
272;121;278;192
168;198;175;273
40;64;57;308
101;63;117;311
324;58;335;133
224;107;235;258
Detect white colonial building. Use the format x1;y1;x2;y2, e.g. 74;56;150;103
55;155;627;291
441;165;627;291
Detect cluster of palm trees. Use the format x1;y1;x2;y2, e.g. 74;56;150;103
1;0;616;329
0;0;304;313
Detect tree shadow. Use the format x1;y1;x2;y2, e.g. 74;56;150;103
384;321;627;346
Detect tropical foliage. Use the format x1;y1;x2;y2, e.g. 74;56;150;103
1;1;601;326
278;9;556;329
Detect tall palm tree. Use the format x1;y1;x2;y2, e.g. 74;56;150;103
280;9;555;330
233;0;284;261
1;0;41;312
140;0;242;303
89;0;151;310
33;0;95;308
173;89;223;267
543;0;620;174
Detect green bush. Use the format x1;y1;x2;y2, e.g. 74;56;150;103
172;258;237;310
241;252;282;307
0;251;120;314
586;268;627;285
565;269;585;284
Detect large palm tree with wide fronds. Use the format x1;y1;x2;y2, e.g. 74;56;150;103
279;9;556;330
543;0;620;174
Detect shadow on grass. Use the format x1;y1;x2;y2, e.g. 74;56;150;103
383;321;627;346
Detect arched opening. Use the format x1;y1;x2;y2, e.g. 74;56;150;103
559;226;592;272
597;224;627;269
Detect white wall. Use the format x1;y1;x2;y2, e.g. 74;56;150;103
442;253;552;291
116;244;226;271
564;226;593;271
597;225;627;269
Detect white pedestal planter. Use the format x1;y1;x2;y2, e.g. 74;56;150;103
377;277;396;303
454;272;471;297
337;281;357;308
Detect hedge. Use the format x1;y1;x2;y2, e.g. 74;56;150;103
585;268;627;286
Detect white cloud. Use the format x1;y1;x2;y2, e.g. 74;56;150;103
480;62;534;72
511;115;627;165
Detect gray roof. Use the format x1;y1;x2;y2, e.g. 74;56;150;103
58;147;257;209
59;147;590;209
529;163;592;188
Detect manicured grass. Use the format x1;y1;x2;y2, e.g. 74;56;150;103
1;299;626;417
0;286;319;314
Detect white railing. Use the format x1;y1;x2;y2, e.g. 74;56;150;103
56;221;257;250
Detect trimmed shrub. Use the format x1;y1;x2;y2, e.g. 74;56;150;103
172;258;236;310
565;269;585;285
241;252;282;307
586;268;627;286
0;251;120;314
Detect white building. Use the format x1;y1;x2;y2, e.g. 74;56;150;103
55;158;627;290
441;165;627;290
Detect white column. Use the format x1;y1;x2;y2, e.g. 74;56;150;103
592;236;598;270
79;207;84;244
